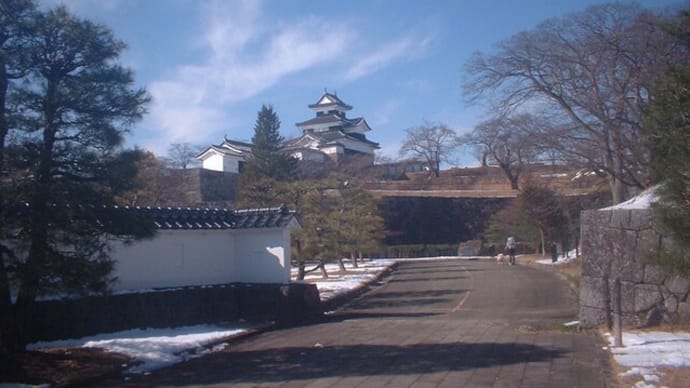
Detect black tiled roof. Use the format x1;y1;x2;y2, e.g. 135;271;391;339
296;113;349;127
283;130;380;150
120;205;296;230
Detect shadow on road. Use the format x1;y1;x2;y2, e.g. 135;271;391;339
326;311;442;321
390;276;469;282
124;342;567;386
364;289;464;299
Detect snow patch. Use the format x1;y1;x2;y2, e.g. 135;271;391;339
600;186;658;210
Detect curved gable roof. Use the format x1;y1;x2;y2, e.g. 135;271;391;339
308;92;352;111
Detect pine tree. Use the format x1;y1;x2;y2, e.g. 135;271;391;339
0;0;36;355
332;177;385;268
0;5;154;350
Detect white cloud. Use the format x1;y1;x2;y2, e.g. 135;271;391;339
344;35;432;81
144;0;355;150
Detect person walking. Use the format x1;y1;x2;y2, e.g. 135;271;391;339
550;241;559;263
506;236;517;265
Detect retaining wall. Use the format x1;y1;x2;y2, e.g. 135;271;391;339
579;208;690;328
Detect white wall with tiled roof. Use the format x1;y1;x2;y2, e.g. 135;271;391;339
110;226;291;291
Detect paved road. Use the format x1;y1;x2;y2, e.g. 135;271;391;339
100;259;612;387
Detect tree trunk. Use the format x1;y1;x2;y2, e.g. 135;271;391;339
539;228;545;255
319;263;328;279
510;176;519;190
337;257;346;272
351;251;359;268
297;261;305;281
609;175;627;205
0;255;23;353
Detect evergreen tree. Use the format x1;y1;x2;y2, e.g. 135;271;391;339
238;104;298;207
243;104;297;182
290;179;339;279
645;10;690;275
0;5;153;350
333;177;385;268
0;0;36;355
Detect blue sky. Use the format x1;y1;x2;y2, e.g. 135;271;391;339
43;0;678;165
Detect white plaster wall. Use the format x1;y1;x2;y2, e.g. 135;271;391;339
111;230;235;291
322;146;342;155
201;153;243;173
202;153;225;172
233;228;291;284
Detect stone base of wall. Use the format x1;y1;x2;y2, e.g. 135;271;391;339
579;208;690;328
19;282;322;343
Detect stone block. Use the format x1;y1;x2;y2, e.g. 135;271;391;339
664;311;680;325
636;230;662;260
609;209;631;229
579;305;607;328
611;255;644;283
664;294;679;313
582;209;611;227
642;264;666;285
627;210;653;231
678;302;690;324
666;275;690;296
580;276;608;309
582;254;610;277
634;284;663;313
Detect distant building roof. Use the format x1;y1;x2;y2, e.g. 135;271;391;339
196;137;253;159
221;137;253;150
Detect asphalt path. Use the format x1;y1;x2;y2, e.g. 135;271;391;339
98;259;612;387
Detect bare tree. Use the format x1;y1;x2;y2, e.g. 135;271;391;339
463;113;541;189
463;3;687;203
399;121;459;177
117;151;186;207
166;142;200;169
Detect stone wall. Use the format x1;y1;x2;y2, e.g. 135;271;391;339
167;168;238;205
579;208;690;328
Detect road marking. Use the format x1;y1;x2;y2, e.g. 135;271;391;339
452;263;474;312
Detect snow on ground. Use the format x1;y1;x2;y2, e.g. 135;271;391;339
294;259;396;300
604;331;690;387
24;255;690;383
27;325;247;374
535;249;579;265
